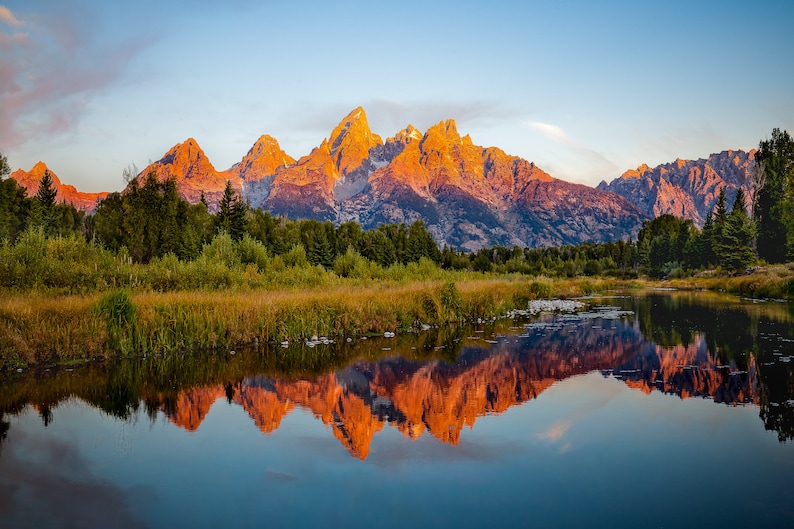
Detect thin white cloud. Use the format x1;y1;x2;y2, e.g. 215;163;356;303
0;6;22;26
537;419;571;442
526;121;572;144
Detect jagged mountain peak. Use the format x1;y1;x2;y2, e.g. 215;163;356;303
391;124;423;145
158;137;217;175
599;149;757;226
230;134;295;183
327;107;383;177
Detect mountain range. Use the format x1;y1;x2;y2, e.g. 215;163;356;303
7;107;758;249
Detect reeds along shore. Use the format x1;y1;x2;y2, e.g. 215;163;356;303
0;276;624;370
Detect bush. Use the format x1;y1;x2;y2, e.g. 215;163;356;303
237;234;270;272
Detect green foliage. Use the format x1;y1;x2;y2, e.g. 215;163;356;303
93;289;137;353
0;176;31;241
439;281;463;320
754;128;794;263
637;214;695;278
214;181;247;241
94;171;212;263
333;247;365;278
0;152;9;179
29;170;59;235
237;233;270;272
719;188;755;271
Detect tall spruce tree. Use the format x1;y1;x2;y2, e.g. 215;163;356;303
711;188;729;266
754;128;794;262
215;181;247;241
31;170;58;234
720;188;755;271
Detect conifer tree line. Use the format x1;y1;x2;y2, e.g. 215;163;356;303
0;127;792;279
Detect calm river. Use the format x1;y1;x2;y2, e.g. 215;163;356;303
1;291;793;528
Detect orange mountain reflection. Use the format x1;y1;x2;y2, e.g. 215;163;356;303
162;317;756;460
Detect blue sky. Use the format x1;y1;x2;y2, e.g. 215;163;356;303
2;0;793;192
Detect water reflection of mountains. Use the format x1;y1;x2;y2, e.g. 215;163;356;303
2;293;794;459
161;314;763;459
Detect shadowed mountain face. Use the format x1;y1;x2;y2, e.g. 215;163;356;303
134;107;646;249
598;150;757;227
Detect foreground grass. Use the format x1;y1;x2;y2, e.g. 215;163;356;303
0;276;631;370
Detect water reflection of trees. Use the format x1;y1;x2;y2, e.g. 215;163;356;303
1;292;793;455
633;293;794;441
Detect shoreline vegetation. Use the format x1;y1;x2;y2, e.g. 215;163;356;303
0;275;626;371
2;127;794;370
3;262;794;371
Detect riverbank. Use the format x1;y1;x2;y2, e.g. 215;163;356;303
0;276;631;370
4;265;793;371
665;264;794;300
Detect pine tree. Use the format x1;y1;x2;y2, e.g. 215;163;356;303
215;181;247;241
308;226;334;268
720;188;755;271
31;170;58;234
0;152;9;179
754;128;794;263
711;189;729;266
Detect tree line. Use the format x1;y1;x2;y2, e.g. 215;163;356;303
0;126;792;280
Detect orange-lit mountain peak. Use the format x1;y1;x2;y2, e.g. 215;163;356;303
328;107;383;177
620;163;652;180
159;137;217;175
229;134;296;182
391;124;423;145
9;162;109;212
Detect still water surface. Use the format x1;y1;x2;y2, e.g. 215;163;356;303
1;291;793;528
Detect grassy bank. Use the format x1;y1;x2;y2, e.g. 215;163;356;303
665;264;794;300
0;276;629;370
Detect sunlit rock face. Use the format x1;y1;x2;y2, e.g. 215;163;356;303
9;162;108;212
127;107;647;249
139;138;231;211
598;150;757;227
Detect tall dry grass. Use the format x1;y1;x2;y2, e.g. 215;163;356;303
0;276;633;369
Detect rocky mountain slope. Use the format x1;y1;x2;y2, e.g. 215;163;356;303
597;150;756;227
139;107;647;249
8;162;108;212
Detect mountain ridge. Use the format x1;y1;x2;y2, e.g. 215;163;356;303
7;107;758;249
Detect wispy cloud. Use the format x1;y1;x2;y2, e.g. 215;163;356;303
524;120;622;183
0;7;152;149
0;5;22;26
526;121;573;144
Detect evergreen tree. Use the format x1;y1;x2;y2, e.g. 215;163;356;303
215;181;247;241
720;188;755;271
0;178;31;241
711;188;729;266
0;153;32;240
308;226;334;268
754;128;794;263
0;152;9;179
31;170;58;233
697;211;717;267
